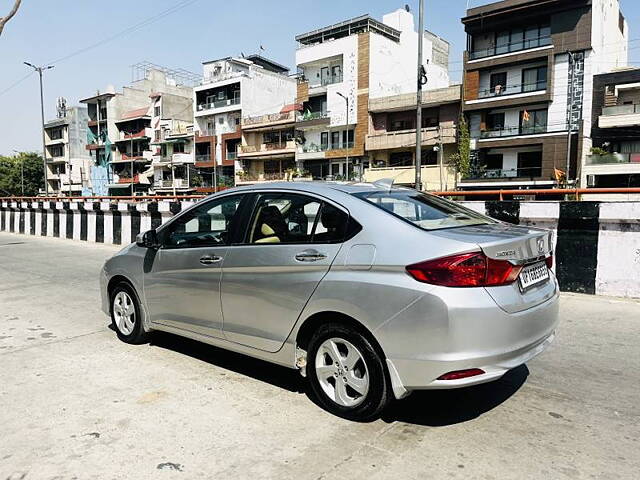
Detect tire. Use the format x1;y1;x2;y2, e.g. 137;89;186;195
307;322;392;421
109;281;150;345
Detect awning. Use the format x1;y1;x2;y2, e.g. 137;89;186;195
106;183;132;189
280;103;303;113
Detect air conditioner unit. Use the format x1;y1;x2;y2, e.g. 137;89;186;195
587;174;596;187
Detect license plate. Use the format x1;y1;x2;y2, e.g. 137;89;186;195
518;261;550;291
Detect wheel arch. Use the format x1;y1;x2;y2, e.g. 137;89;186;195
106;274;151;333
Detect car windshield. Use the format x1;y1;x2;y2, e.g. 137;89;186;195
352;190;495;231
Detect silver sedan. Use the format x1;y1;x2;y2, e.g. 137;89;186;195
100;182;559;421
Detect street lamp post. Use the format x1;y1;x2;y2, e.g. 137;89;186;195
24;62;54;196
415;0;427;191
336;92;350;181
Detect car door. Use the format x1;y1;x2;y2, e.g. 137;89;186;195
144;194;247;338
221;192;350;352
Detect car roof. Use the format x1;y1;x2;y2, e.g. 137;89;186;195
212;181;415;198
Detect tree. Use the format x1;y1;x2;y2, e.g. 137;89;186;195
0;0;22;37
0;152;44;196
448;114;471;179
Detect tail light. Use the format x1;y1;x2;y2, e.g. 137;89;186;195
406;252;522;287
545;254;553;269
437;368;485;381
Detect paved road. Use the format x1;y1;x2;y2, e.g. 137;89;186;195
1;232;639;480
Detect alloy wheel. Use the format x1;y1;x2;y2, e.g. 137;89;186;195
113;291;136;336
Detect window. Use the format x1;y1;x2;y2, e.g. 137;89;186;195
389;151;413;167
49;128;64;140
235;117;240;125
331;131;340;149
155;130;161;142
522;66;547;92
320;132;329;150
485;154;503;171
421;149;437;166
487;112;505;131
218;117;224;125
520;109;547;134
246;193;348;244
517;151;542;177
495;31;510;55
173;142;185;154
341;129;354;148
490;72;507;95
421;108;439;128
49;145;64;157
154;106;161;117
353;190;494;231
160;195;243;248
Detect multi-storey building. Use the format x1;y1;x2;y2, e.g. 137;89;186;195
294;9;450;181
43;103;90;196
80;67;196;195
583;67;640;195
152;119;195;195
362;85;461;190
460;0;627;194
193;55;295;193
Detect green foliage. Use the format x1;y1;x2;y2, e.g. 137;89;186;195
448;114;471;179
589;146;608;156
0;152;44;196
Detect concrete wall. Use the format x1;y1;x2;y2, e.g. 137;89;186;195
2;199;638;299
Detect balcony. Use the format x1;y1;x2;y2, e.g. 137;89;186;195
464;166;543;180
117;174;141;184
599;104;640;128
469;35;551;60
478;80;547;99
242;111;296;129
119;127;152;141
236;172;294;184
366;127;447;151
238;141;296;157
195;154;216;168
480;124;547;139
172;153;193;164
586;153;640;165
154;179;190;189
296;111;330;128
196;96;241;114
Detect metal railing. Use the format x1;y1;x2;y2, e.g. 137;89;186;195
478;80;547;98
469;35;551;60
602;104;640;116
226;151;238;160
466;166;543;179
195;154;214;164
243;111;296;126
299;141;354;153
480;124;548;138
196;96;241;112
586;153;640;165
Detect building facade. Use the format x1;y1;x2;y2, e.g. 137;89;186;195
43;103;90;196
193;55;296;193
460;0;628;194
294;9;450;181
584;67;640;194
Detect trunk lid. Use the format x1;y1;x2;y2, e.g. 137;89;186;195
430;223;556;313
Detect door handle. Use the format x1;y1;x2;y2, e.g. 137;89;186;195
295;250;327;262
199;255;223;265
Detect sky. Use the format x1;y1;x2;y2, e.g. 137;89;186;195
1;0;639;155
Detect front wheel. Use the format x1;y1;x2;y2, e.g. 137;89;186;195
110;282;149;345
307;323;392;421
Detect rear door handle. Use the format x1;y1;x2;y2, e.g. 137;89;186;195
295;250;327;262
199;255;223;265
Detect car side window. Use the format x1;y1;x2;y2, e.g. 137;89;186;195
246;193;350;245
161;195;243;248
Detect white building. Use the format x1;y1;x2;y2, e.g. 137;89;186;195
294;10;450;180
193;55;296;192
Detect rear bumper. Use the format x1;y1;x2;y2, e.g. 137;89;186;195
379;282;560;397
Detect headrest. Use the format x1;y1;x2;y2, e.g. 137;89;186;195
321;207;343;230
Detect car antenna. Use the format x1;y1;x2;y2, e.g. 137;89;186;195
372;177;395;192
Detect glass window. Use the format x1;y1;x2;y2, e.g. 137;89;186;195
320;132;329;150
331;131;340;149
521;109;547;134
487;112;505;131
522;66;547;92
312;203;349;243
524;26;540;48
247;193;322;244
490;72;507;95
160;195;243;248
353;190;494;231
495;31;510;55
511;28;524;51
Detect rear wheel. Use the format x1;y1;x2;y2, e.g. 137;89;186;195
307;323;391;421
110;282;149;344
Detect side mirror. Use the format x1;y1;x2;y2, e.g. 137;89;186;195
136;229;159;249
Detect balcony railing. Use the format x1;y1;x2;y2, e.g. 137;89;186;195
195;154;213;163
299;141;354;153
239;141;296;155
226;151;238;160
586;153;640;165
469;36;551;60
478;80;547;99
243;111;296;127
155;179;188;188
196;96;241;112
602;104;640;116
296;111;329;122
467;167;543;179
480;124;548;138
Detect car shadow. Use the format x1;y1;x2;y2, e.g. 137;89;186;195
381;364;530;426
148;331;306;394
125;326;529;425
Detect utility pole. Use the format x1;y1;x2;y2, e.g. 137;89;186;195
12;149;23;196
415;0;427;191
565;51;575;189
337;92;349;180
130;134;134;197
24;62;54;195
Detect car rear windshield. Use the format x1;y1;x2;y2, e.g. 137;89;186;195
352;190;495;231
